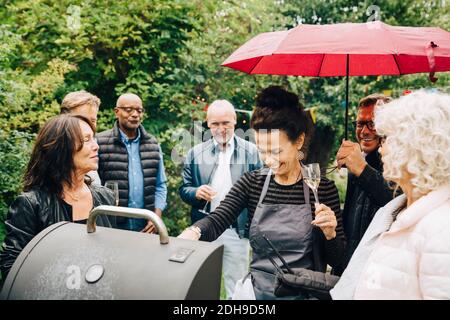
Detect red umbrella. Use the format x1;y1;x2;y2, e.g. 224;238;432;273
222;21;450;138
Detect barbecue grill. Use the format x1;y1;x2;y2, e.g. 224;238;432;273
0;206;223;300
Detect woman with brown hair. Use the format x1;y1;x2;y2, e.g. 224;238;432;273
179;86;345;299
60;90;102;185
0;114;115;279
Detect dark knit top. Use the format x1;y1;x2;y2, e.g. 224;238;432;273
195;168;346;270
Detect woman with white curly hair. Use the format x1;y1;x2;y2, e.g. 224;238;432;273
330;89;450;299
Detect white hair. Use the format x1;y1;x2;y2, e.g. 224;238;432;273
374;90;450;198
207;99;236;118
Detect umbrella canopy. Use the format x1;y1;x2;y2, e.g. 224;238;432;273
222;21;450;76
222;21;450;139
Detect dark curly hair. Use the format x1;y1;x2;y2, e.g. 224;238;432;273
250;86;308;143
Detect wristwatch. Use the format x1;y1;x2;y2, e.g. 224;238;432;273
187;226;202;239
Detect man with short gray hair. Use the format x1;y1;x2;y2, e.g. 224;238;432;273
179;99;262;299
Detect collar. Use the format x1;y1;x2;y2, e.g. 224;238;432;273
387;184;450;233
119;127;141;143
113;121;149;143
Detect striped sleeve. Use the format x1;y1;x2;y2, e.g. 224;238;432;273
194;172;252;241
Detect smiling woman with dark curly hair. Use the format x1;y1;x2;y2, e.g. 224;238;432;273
179;86;345;300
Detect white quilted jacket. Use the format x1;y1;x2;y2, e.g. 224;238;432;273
354;185;450;299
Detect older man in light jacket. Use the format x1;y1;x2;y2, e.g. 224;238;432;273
179;100;262;299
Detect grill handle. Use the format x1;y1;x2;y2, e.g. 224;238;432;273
87;205;169;244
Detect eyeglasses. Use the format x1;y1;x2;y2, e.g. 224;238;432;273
117;107;145;114
353;120;375;131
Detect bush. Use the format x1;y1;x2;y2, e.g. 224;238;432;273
327;169;348;209
0;130;35;243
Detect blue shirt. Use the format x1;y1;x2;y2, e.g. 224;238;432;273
119;129;167;212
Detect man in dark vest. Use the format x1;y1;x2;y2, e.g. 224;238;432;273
333;93;396;275
97;93;167;232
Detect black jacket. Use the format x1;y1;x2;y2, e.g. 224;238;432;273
333;149;395;275
97;122;161;219
0;184;114;280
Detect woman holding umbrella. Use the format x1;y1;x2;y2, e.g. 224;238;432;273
179;86;345;300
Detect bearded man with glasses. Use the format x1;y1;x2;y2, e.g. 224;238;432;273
333;93;398;275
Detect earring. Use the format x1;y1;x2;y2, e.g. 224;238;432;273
297;150;304;161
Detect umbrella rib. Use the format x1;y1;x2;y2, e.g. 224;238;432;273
317;53;325;77
248;56;264;74
382;22;402;76
392;54;402;75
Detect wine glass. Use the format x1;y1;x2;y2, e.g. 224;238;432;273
105;181;119;206
198;201;210;215
198;185;217;215
301;163;321;206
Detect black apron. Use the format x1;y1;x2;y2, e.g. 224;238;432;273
249;169;314;299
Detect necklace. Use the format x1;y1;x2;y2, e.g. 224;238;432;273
273;165;302;203
64;184;87;202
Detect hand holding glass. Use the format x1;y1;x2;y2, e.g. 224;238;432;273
198;185;218;215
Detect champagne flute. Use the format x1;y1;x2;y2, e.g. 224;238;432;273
105;181;119;206
301;163;321;206
198;185;217;215
198;201;210;215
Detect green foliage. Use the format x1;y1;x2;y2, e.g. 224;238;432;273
177;0;289;110
0;23;77;132
0;130;35;244
327;169;348;206
0;0;201;236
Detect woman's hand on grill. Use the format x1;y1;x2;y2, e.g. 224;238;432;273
178;227;201;240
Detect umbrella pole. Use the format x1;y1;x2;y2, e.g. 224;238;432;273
344;54;349;140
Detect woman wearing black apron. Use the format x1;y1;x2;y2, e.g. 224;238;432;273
179;86;345;299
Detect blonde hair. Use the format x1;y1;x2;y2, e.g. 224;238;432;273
374;90;450;198
61;90;101;114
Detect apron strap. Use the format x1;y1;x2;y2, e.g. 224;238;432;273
257;169;272;206
257;170;312;207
